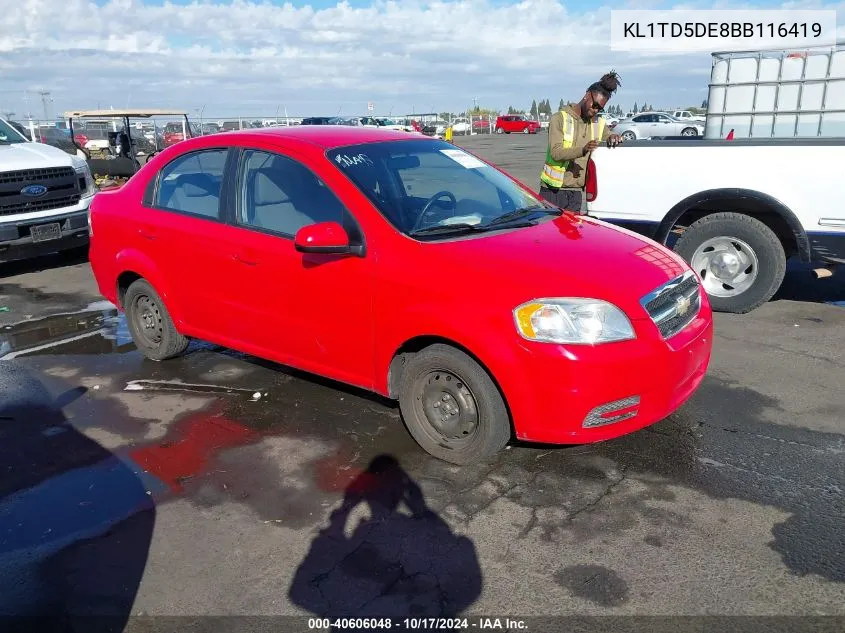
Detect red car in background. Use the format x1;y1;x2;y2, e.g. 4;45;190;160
162;122;198;147
495;114;541;134
88;126;713;465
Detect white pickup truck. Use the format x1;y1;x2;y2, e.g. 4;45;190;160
584;137;844;313
0;117;96;264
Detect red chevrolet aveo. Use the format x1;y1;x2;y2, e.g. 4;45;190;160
88;126;713;464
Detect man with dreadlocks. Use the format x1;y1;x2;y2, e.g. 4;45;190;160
538;71;623;214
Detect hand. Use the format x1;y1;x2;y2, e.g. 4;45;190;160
606;133;622;148
583;140;600;154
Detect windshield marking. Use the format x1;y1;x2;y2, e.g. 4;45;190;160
335;153;374;168
439;148;485;169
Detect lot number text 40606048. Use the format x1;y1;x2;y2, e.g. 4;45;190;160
307;617;528;630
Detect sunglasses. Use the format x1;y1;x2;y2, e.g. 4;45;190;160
589;95;605;112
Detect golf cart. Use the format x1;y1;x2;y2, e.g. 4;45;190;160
66;109;193;189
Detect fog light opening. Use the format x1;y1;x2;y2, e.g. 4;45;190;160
583;395;641;428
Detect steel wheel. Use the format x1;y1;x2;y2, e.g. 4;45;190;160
131;293;164;347
412;368;480;449
690;236;759;297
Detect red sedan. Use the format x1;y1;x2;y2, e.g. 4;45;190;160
87;126;713;464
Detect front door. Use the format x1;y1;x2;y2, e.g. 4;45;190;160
224;147;375;389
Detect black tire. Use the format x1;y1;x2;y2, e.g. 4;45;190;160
621;131;636;141
673;212;786;314
123;278;189;360
681;127;698;136
398;344;511;465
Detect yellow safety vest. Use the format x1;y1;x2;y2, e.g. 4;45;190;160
539;110;605;189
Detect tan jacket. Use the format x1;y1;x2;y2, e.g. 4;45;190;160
546;105;610;189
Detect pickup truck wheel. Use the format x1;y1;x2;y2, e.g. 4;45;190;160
398;344;511;465
124;279;189;361
674;212;786;314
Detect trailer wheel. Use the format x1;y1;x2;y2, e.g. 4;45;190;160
673;212;786;314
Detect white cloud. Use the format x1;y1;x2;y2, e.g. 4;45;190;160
1;0;843;119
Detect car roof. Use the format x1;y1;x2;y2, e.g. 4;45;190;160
199;125;422;149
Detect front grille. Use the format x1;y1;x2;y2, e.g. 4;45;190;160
640;271;701;339
0;166;81;217
0;194;82;216
0;167;75;186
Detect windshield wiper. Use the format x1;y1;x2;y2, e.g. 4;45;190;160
410;219;538;237
485;205;561;227
409;223;485;236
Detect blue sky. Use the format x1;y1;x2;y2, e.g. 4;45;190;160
2;0;843;121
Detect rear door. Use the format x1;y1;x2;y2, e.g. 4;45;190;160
143;146;246;340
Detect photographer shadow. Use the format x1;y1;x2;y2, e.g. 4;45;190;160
289;455;482;630
0;363;155;633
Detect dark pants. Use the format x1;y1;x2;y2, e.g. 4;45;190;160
538;185;583;214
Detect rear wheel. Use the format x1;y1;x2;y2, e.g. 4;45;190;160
398;344;511;465
124;279;189;360
673;212;786;314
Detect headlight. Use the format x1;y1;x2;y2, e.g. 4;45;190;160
514;298;636;344
75;164;96;198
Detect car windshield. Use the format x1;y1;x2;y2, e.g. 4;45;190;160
0;119;29;144
326;139;558;239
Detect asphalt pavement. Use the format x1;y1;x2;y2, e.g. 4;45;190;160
0;134;843;630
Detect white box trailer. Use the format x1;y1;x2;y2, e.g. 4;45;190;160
704;41;845;139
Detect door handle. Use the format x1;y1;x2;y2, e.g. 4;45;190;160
232;253;258;266
138;228;156;240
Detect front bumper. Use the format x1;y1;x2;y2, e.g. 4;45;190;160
0;204;92;264
505;307;713;445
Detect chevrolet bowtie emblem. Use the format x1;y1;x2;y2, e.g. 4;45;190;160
675;295;691;316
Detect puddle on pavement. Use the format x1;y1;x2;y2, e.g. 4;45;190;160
0;301;134;359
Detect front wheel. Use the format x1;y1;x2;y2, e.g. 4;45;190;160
621;130;636;141
124;278;189;360
495;127;504;134
673;212;786;314
398;344;511;465
681;127;698;136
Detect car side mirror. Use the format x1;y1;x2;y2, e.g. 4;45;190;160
294;221;362;256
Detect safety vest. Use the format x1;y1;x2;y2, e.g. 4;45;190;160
539;110;605;189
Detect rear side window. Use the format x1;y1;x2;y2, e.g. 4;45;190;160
154;149;228;219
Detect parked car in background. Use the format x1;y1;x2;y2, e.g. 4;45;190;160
494;114;540;134
87;126;713;465
301;117;334;125
673;110;706;123
0;116;96;263
613;113;703;140
449;118;471;134
422;120;449;137
162;122;198;147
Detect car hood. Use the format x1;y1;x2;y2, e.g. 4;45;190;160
422;214;691;320
0;141;83;171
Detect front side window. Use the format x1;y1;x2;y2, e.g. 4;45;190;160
326;139;556;239
238;149;347;237
154;149;228;219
